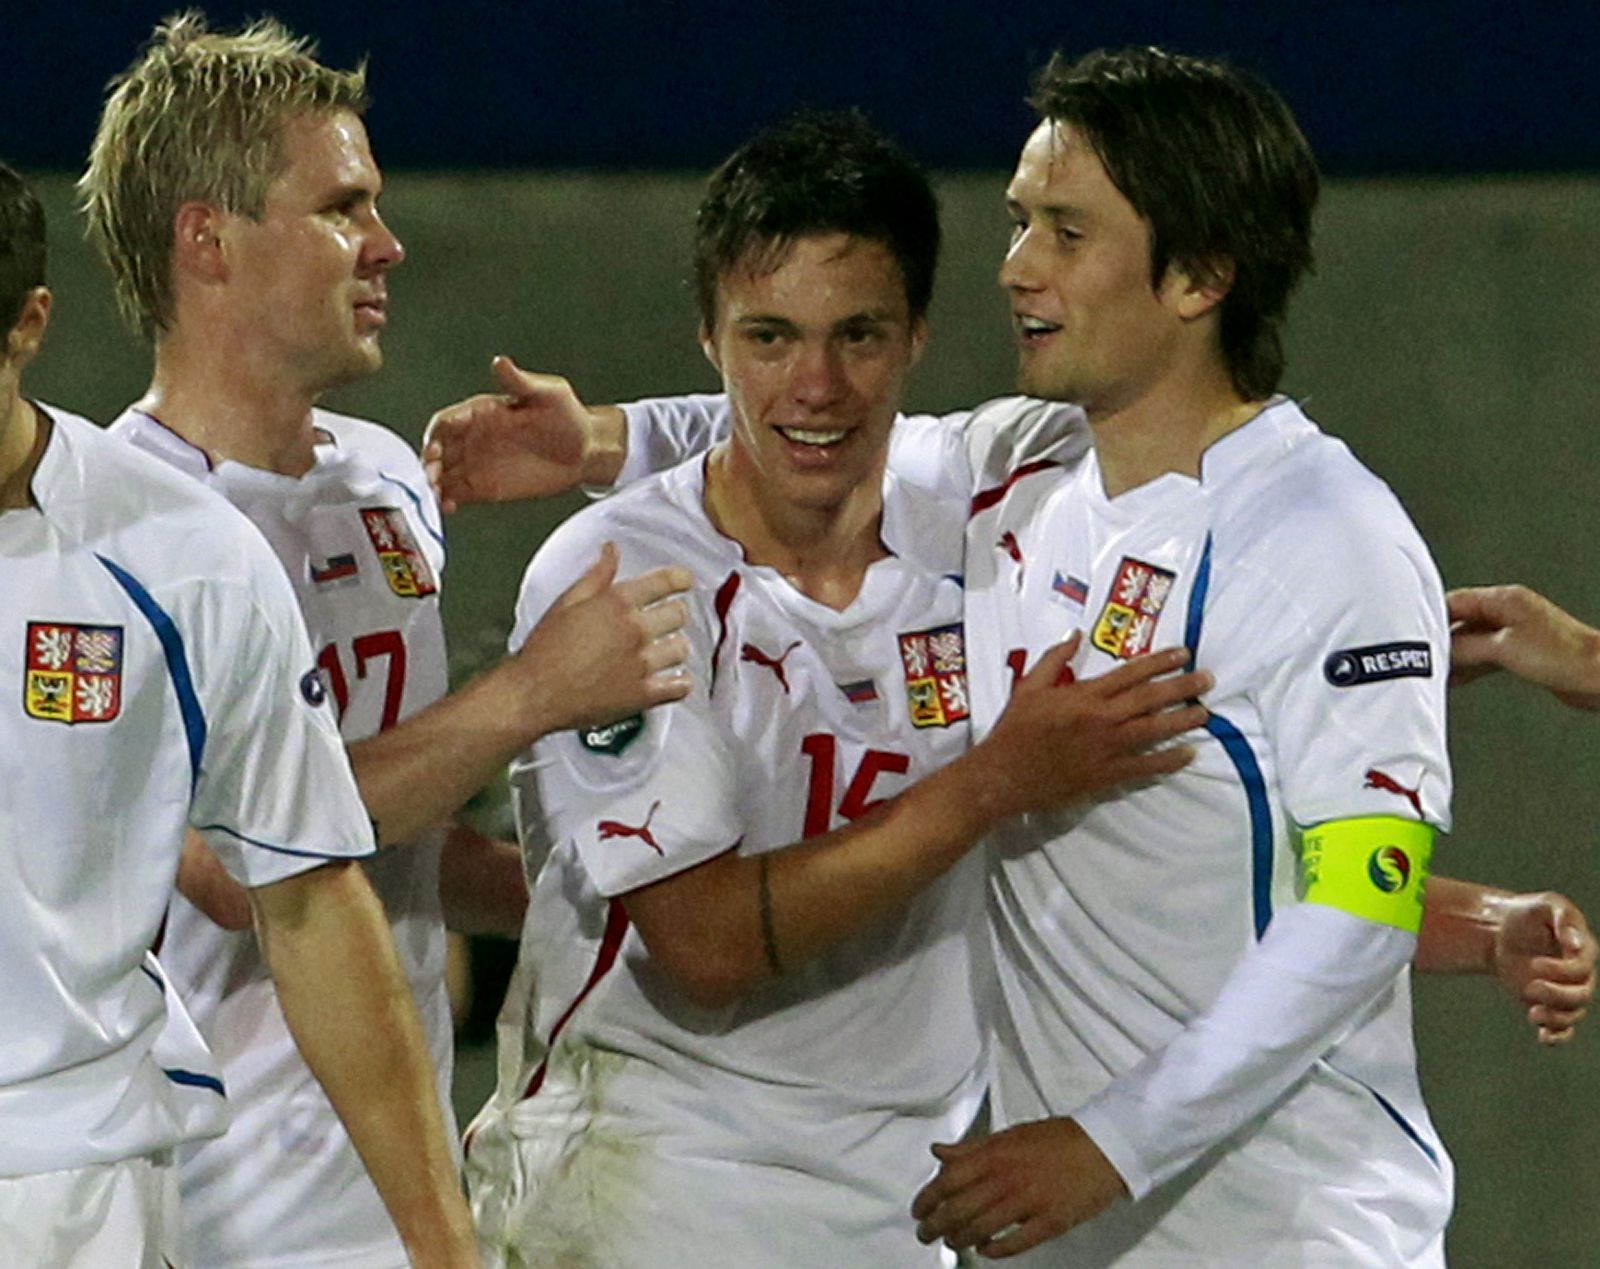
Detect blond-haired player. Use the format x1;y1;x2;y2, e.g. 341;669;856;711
80;14;689;1267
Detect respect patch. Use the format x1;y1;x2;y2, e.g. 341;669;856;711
1323;641;1432;687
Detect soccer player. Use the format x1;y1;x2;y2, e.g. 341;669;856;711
0;161;475;1266
428;50;1597;1266
463;112;1214;1268
1448;583;1600;709
77;16;690;1268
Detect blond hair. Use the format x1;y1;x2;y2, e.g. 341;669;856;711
79;11;368;340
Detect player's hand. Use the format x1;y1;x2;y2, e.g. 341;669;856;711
1492;891;1596;1044
1447;585;1600;709
519;543;692;730
175;830;253;931
912;1117;1128;1258
967;638;1211;821
421;357;621;512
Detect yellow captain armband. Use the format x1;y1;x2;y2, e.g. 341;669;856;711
1299;816;1434;933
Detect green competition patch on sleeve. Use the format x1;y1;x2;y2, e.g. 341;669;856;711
1299;815;1434;932
579;713;645;756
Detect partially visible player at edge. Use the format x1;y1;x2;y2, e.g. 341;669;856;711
78;14;688;1269
0;161;475;1266
426;48;1596;1266
464;111;1215;1268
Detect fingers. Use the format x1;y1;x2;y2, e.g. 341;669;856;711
1104;667;1214;722
614;564;695;610
1089;646;1191;695
555;543;620;608
491;354;573;407
1022;634;1080;687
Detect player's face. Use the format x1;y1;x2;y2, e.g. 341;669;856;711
702;233;926;515
1000;120;1190;417
223;110;403;395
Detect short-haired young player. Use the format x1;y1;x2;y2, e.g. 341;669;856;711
79;14;690;1267
0;160;475;1268
462;111;1213;1268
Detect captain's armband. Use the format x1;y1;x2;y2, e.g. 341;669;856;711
1299;816;1434;933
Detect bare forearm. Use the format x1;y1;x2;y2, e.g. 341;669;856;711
350;659;556;844
1415;874;1511;974
252;863;476;1266
579;404;627;486
439;820;528;937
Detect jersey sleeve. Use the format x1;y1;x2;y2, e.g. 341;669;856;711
612;394;731;489
507;518;742;898
887;397;1091;502
1232;498;1452;830
183;557;377;887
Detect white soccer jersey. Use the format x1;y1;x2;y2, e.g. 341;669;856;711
957;396;1453;1267
0;405;373;1179
469;454;997;1269
112;407;454;1269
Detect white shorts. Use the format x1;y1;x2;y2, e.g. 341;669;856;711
0;1152;179;1268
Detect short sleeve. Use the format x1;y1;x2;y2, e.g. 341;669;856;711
184;563;376;886
613;394;731;489
1237;511;1452;832
507;516;742;898
888;398;1091;501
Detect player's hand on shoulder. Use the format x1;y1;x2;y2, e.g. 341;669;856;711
518;542;693;730
912;1116;1128;1258
1493;890;1596;1044
971;636;1211;820
1447;584;1600;710
422;356;607;511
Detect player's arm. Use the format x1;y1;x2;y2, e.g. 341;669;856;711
250;860;477;1267
438;820;527;937
348;544;691;845
1447;584;1600;709
621;640;1210;1009
175;827;254;931
1417;874;1595;1043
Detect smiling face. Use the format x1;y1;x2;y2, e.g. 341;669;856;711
1001;120;1198;418
220;109;403;396
702;232;926;519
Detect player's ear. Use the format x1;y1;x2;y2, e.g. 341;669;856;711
4;287;52;370
1163;255;1234;322
908;314;930;368
699;321;722;375
173;202;229;285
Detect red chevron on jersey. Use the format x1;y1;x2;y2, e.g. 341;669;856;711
898;623;970;728
1091;556;1177;659
24;622;124;723
359;507;437;598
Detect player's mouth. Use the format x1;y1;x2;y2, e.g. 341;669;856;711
1014;313;1061;347
354;295;388;328
776;426;849;448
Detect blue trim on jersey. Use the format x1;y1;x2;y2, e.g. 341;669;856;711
96;554;207;785
378;472;446;552
164;1067;227;1097
1184;533;1274;938
197;821;377;861
1322;1059;1441;1167
140;963;164;992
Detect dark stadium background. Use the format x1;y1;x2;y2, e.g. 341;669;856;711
7;4;1598;1264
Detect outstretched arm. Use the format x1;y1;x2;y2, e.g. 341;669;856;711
624;640;1211;1009
1448;584;1600;709
351;544;691;844
252;861;478;1268
1417;874;1594;1044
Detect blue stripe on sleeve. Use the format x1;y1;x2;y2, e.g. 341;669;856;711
196;820;377;862
96;554;207;785
1183;533;1275;937
164;1067;227;1097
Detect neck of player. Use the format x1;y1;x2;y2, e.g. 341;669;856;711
1087;353;1265;500
0;384;46;512
139;331;323;477
704;440;890;612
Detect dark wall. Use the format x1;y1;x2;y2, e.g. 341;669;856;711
6;1;1600;173
24;167;1600;1264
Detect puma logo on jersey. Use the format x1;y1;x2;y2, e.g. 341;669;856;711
597;800;664;854
1364;768;1424;819
740;640;802;694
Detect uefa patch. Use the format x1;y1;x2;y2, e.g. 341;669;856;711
24;622;123;723
898;623;970;729
1324;641;1432;688
1091;557;1176;659
580;713;644;755
359;507;437;598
